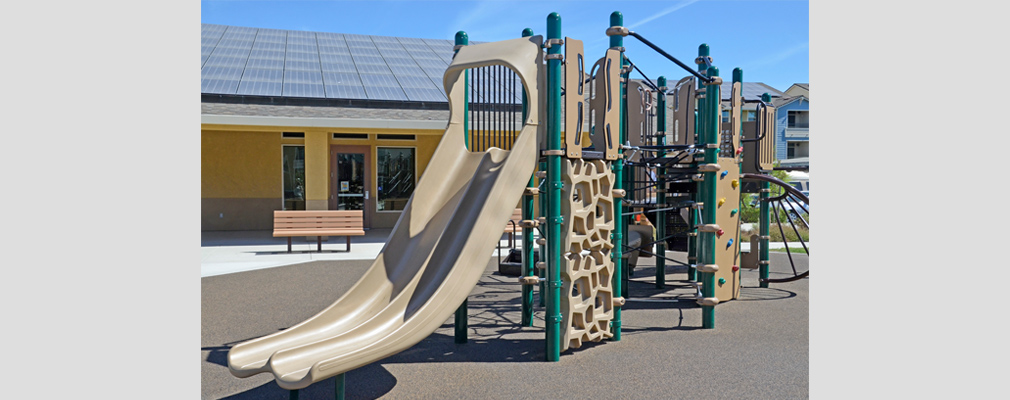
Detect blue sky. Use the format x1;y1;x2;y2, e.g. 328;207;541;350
202;0;807;92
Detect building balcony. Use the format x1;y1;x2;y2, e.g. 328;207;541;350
784;127;808;140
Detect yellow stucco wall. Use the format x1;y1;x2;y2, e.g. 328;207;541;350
202;130;282;198
202;124;445;230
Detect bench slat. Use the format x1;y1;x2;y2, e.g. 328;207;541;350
274;210;362;218
274;230;366;237
275;221;364;228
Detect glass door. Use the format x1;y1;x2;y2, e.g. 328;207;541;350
331;145;372;228
336;153;365;210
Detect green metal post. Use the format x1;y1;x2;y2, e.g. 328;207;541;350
759;92;772;288
688;44;709;282
610;10;624;341
545;12;563;362
733;68;743;287
655;76;667;288
701;66;720;329
335;373;345;400
453;31;469;343
521;27;536;327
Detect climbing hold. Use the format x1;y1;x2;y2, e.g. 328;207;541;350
732;265;739;272
718;278;726;285
716;229;725;237
730;209;738;216
736;146;743;155
717;198;726;207
731;179;739;189
726;238;734;248
720;171;729;179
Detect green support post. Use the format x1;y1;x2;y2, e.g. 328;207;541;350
454;31;469;343
335;373;345;400
701;66;720;329
688;44;709;282
759;92;772;288
655;76;667;288
545;12;563;362
520;27;536;327
610;10;625;342
733;68;743;287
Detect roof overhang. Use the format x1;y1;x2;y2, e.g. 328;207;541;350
201;114;448;132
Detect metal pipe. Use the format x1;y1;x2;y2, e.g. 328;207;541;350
453;31;469;343
520;27;535;327
627;31;715;83
656;75;667;289
701;64;719;329
609;10;625;342
545;11;563;362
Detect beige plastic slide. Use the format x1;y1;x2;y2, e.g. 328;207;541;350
227;35;544;390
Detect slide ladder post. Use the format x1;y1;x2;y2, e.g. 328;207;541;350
701;65;720;329
609;10;625;342
759;92;772;288
545;12;564;362
655;76;668;289
454;31;469;344
520;27;536;327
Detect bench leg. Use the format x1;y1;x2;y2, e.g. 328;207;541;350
287;237;292;253
318;236;322;252
346;236;351;252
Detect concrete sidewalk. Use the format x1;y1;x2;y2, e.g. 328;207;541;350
201;229;522;277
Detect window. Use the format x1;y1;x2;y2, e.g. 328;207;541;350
788;110;809;128
722;110;730;123
376;147;415;211
745;110;756;121
787;142;800;158
282;145;305;210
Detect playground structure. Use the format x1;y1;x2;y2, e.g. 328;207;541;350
227;10;809;398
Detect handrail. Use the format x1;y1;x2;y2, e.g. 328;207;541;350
740;173;809;205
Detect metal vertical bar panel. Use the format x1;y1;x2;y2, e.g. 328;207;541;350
545;11;564;362
456;31;469;150
619;22;631;300
701;66;720;329
520;27;536;326
453;31;469;343
655;75;667;289
759;92;772;287
608;10;624;342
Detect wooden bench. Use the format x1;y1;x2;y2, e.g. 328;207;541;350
273;210;365;253
503;208;524;248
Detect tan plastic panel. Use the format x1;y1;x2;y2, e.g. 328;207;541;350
743;103;776;173
560;159;615;351
227;35;544;390
590;49;621;160
627;80;651;150
564;37;585;159
712;157;742;300
673;76;696;146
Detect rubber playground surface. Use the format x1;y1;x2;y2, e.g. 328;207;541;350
201;237;808;399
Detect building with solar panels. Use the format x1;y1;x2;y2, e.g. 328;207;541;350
201;24;520;231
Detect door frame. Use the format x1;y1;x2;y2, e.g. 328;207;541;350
330;145;373;229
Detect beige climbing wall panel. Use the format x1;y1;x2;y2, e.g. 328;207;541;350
560;159;615;351
712;157;742;300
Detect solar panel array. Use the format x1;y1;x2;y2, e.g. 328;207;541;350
720;82;783;102
202;23;521;103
